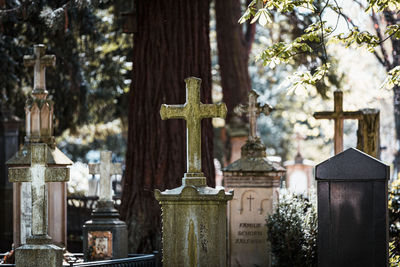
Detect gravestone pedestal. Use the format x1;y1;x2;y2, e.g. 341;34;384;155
155;176;233;267
83;201;128;261
223;139;285;267
15;236;63;267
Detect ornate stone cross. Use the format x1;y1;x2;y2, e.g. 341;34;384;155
24;44;56;95
160;77;227;176
235;90;274;142
8;144;70;238
314;90;362;155
89;151;123;202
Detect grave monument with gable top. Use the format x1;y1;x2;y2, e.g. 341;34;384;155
7;44;72;249
316;148;389;266
155;77;233;267
83;150;127;261
8;143;70;266
222;90;286;267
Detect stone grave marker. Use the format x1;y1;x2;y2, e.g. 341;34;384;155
83;151;127;261
8;44;72;248
223;90;285;267
8;143;69;266
155;77;233;266
316;148;389;267
284;134;314;195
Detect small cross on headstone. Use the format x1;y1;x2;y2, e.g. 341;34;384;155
314;90;362;155
23;44;56;96
235;90;274;142
89;151;123;202
247;195;254;211
8;144;69;238
160;77;227;180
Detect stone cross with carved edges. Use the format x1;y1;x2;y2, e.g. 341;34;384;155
160;77;227;179
89;151;122;202
235;90;274;142
8;144;70;238
314;90;362;155
24;44;56;96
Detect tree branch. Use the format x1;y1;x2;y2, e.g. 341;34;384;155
371;10;391;70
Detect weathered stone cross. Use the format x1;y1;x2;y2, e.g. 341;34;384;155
8;144;69;238
160;77;227;176
89;151;123;202
314;90;362;155
235;90;274;142
24;44;56;94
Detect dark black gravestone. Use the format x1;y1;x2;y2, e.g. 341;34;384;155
0;109;21;251
316;148;389;267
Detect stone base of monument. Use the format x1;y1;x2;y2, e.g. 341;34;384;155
82;201;128;261
155;175;233;267
15;235;63;267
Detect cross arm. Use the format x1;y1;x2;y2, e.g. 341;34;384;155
314;111;362;119
160;104;186;120
41;55;56;67
8;167;31;183
89;163;100;175
199;103;227;119
45;167;70;182
259;103;274;116
89;163;122;175
234;104;248;117
23;55;36;67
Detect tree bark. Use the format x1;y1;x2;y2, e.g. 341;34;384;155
120;0;214;253
215;0;255;121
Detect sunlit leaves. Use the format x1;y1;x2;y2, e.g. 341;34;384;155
381;66;400;89
366;0;400;12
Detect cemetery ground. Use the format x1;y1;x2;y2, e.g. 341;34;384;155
0;1;400;267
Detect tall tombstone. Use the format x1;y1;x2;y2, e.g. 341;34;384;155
316;148;389;267
223;90;285;267
0;107;21;251
83;151;127;261
155;77;233;266
7;44;73;251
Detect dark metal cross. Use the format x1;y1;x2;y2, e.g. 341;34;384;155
247;195;255;211
314;90;362;155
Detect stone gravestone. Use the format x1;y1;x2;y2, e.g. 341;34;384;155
284;134;314;195
83;151;127;261
0;107;21;251
223;90;285;267
155;77;233;267
9;44;71;248
316;148;389;267
9;143;70;266
357;108;380;158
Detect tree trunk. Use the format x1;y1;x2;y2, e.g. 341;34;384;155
215;0;255;121
120;0;214;254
